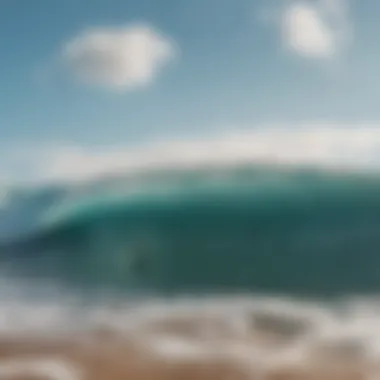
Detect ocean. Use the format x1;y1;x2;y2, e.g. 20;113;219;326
1;163;380;379
2;163;380;297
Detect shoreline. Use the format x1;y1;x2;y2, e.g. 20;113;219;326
0;334;369;380
0;322;375;380
0;295;377;379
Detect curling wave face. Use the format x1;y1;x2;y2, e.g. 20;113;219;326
1;164;380;297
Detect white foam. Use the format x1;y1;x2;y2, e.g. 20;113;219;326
1;278;380;374
6;123;380;187
144;335;217;360
0;357;82;380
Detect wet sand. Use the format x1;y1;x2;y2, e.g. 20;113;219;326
0;333;252;380
0;324;376;380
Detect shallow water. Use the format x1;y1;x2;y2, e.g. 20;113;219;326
1;281;380;379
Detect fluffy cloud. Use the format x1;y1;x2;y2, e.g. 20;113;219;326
4;123;380;185
63;24;176;90
281;0;350;59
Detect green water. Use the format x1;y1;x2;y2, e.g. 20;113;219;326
4;165;380;297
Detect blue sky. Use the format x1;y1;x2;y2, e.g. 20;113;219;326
1;0;380;183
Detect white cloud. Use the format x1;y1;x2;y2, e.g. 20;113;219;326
3;123;380;185
281;0;350;59
63;23;176;91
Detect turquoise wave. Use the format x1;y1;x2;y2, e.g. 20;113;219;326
3;165;380;297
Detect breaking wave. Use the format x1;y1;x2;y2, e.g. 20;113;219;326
1;160;380;378
0;163;380;297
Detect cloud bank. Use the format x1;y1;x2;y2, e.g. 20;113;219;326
63;23;176;91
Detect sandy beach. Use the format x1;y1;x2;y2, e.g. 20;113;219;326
0;336;375;380
0;332;371;380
